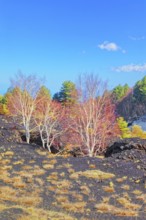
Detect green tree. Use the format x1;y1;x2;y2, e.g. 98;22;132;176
53;81;77;105
53;92;60;102
117;117;131;138
112;84;130;102
133;76;146;102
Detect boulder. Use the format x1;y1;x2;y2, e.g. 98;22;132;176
105;138;146;158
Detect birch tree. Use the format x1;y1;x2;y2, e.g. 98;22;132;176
70;74;118;157
34;94;67;152
7;72;42;143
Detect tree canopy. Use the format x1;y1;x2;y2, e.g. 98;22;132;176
53;81;77;105
112;84;130;102
133;76;146;102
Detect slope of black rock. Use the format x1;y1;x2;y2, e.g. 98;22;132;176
0;115;22;143
105;138;146;157
105;138;146;171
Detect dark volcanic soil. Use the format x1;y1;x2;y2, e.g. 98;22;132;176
0;115;146;219
0;142;146;220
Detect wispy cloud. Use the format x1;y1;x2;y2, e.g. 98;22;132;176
113;63;146;72
129;35;145;41
98;41;125;53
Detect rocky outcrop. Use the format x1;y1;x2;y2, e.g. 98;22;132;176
105;138;146;171
105;138;146;157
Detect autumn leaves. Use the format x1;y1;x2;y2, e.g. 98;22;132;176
7;73;118;156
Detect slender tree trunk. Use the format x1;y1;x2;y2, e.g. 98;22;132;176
26;129;30;144
25;123;30;144
40;128;45;148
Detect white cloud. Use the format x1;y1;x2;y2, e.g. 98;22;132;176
98;41;125;53
113;63;146;72
129;35;145;41
98;41;119;51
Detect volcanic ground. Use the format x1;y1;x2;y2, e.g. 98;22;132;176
0;116;146;220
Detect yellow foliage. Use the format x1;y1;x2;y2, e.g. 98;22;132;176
117;117;131;138
0;104;9;115
131;125;146;139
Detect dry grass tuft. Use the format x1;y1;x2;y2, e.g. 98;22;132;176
13;160;24;165
64;163;72;168
70;170;115;180
60;201;86;213
116;176;127;183
56;180;71;190
136;194;146;203
71;193;83;201
80;185;91;195
102;186;115;193
117;197;141;210
56;195;69;203
43;164;54;169
67;168;75;174
89;164;96;168
47;172;58;181
121;184;130;190
0;204;75;220
95;203;139;217
31;168;46;176
0;159;10;165
132;190;142;195
4;151;14;156
36;150;47;156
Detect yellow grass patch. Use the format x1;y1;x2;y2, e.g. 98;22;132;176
4;151;14;156
13;160;24;165
60;172;65;177
0;204;75;220
71;193;83;201
132;190;142;195
89;164;96;168
67;168;75;174
95;203;138;217
55;188;70;195
36;150;48;156
56;196;69;203
136;194;146;203
43;164;54;169
117;197;141;210
64;163;72;168
22;165;32;170
70;170;115;180
121;184;130;190
0;185;41;207
1;165;12;170
60;201;86;213
56;180;71;190
31;169;46;176
47;172;58;181
80;185;91;195
116;176;127;183
0;159;10;165
102;186;115;193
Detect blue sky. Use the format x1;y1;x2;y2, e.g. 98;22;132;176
0;0;146;95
